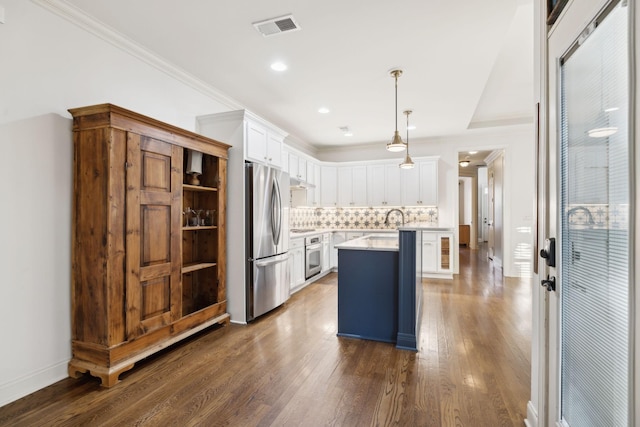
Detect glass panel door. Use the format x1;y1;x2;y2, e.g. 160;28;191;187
559;2;630;426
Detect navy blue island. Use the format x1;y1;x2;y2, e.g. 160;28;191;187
335;231;422;351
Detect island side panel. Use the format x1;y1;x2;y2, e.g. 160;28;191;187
337;249;399;343
397;230;419;351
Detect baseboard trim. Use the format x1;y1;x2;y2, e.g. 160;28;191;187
0;359;69;407
524;400;538;427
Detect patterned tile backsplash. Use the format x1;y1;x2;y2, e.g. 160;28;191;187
566;204;629;229
290;206;438;230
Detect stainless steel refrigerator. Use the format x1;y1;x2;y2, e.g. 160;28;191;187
245;162;290;321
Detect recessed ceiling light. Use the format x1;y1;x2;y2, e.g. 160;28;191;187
407;125;416;130
604;107;619;112
270;62;287;71
318;107;330;114
468;151;478;154
344;132;353;137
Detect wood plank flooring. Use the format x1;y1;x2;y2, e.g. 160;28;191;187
0;244;531;426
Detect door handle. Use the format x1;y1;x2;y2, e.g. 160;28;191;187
541;275;556;292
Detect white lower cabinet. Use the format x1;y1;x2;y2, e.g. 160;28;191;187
421;231;454;278
321;233;331;272
289;238;305;290
331;232;347;269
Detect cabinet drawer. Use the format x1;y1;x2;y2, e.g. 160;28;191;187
422;232;437;242
290;238;304;249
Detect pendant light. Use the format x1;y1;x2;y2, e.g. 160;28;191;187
386;69;407;152
400;110;415;169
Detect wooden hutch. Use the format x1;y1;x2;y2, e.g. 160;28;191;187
68;104;230;386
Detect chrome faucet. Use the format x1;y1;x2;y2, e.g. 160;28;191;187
384;208;405;226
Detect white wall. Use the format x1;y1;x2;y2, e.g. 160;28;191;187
0;0;233;406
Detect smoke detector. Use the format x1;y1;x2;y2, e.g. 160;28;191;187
253;14;301;37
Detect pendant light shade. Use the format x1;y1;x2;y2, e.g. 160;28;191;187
386;69;407;152
400;110;414;169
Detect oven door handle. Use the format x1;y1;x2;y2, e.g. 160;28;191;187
306;243;322;251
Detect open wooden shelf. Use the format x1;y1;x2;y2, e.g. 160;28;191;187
182;262;217;274
183;184;218;192
183;225;218;231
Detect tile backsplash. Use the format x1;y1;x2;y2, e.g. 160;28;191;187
566;204;629;229
290;206;438;230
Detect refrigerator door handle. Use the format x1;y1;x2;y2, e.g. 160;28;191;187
271;177;282;247
255;253;289;267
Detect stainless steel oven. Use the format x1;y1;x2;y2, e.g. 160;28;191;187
305;236;322;279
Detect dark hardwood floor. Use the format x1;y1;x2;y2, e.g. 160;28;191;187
0;244;531;426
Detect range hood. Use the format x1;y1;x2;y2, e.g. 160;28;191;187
290;177;316;189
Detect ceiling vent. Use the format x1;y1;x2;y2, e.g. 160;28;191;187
253;14;301;37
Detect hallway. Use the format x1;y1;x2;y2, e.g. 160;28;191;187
0;245;531;426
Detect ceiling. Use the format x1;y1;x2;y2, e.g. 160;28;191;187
58;0;534;149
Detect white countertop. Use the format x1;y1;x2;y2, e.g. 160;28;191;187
290;228;398;239
398;222;455;232
334;234;399;252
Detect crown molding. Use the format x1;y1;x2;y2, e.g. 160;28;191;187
31;0;244;111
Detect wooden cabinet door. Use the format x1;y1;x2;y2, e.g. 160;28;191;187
126;134;182;339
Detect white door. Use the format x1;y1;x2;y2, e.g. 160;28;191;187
545;1;631;425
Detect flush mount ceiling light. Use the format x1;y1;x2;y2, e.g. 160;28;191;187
270;62;287;71
318;107;330;114
400;110;415;169
386;69;406;152
588;127;618;138
459;157;471;167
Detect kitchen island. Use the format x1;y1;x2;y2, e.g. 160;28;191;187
335;232;422;351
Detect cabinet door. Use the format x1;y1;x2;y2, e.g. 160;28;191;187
292;247;305;286
321;166;337;207
266;133;283;168
402;165;420;205
421;232;438;273
438;233;453;273
297;157;307;182
367;164;386;206
126;134;182;338
245;121;267;163
337;167;353;206
289;152;299;179
352;166;368;206
306;162;318;207
322;241;330;272
384;164;403;206
418;160;437;205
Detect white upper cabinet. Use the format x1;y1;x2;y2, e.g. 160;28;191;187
306;161;320;207
320;166;338;207
402;159;438;205
337;166;367;207
367;164;402;206
288;152;308;182
243;115;285;168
